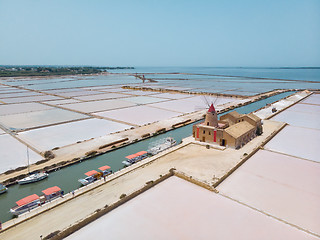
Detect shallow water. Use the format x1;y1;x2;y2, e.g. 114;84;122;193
109;67;320;95
109;67;320;82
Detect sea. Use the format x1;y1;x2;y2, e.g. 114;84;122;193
108;67;320;82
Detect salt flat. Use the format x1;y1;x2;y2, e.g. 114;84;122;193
149;96;234;113
272;108;320;130
73;92;129;101
254;91;309;119
94;105;181;126
300;94;320;105
42;99;82;105
121;90;159;96
55;90;105;97
0;134;43;174
152;92;195;99
0;102;52;116
42;88;88;94
99;88;130;92
0;108;89;131
1;95;63;104
285;103;320;113
0;91;42;98
217;150;320;236
123;96;169;105
66;176;316;240
17;118;133;151
264;125;320;162
62;99;137;113
161;86;194;91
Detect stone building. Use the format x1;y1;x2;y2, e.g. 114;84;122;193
193;104;262;149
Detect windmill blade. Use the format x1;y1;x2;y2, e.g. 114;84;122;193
212;89;230;106
201;95;211;108
212;95;219;106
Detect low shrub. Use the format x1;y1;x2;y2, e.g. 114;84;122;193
44;151;55;160
85;151;97;156
43;230;61;240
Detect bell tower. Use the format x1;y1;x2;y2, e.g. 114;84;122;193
204;104;218;127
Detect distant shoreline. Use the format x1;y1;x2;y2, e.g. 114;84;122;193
0;66;134;78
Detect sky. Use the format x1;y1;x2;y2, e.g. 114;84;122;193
0;0;319;67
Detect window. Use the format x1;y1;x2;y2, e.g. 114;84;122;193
203;130;205;134
209;132;211;135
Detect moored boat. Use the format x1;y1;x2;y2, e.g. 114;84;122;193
10;186;63;216
0;184;8;194
10;194;41;215
147;137;176;156
122;151;148;166
18;172;49;185
18;147;49;185
41;186;62;202
98;165;112;176
78;170;102;186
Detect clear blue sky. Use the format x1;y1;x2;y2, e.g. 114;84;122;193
0;0;319;67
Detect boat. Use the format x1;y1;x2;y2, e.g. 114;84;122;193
147;137;177;156
18;172;48;185
78;170;102;186
0;184;8;194
122;151;148;167
10;194;41;215
17;147;49;185
40;186;62;202
98;165;112;176
10;186;63;215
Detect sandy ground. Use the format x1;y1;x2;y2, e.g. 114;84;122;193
0;120;283;239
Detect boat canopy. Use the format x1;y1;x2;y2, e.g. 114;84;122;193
16;194;40;206
136;151;147;155
85;170;98;176
42;186;61;196
125;151;147;160
98;165;111;171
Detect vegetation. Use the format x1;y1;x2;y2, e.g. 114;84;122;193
120;193;127;199
85;150;98;157
43;230;61;240
44;150;55;159
0;66;134;77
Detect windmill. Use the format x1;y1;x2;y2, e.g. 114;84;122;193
194;94;222;127
195;94;220;112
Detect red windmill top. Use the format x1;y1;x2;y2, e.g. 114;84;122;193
208;104;216;113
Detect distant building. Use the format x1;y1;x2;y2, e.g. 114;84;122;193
193;104;262;149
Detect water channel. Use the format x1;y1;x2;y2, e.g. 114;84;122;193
0;91;294;222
